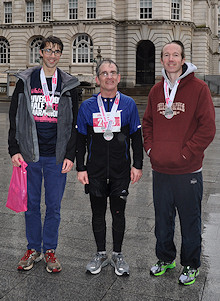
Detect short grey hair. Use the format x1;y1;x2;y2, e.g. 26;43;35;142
96;59;120;77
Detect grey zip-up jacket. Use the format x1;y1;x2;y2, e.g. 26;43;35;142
8;66;80;164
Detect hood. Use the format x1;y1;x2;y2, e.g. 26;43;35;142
162;62;197;89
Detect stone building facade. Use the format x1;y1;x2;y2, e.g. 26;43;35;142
0;0;219;95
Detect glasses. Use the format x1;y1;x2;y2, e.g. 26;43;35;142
99;71;118;77
43;48;62;57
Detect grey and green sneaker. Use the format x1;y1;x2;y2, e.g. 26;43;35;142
150;260;176;276
110;253;130;276
86;253;109;274
17;249;43;271
179;266;199;285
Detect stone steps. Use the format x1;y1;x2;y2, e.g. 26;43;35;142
118;85;153;96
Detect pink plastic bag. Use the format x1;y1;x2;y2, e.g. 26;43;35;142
6;161;28;213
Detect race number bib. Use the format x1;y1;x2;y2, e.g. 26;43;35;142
93;111;121;133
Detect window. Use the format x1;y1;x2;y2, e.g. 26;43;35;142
140;0;152;19
171;0;181;20
73;34;93;63
0;38;10;64
87;0;96;19
27;1;34;22
30;37;42;64
4;2;12;23
42;0;51;22
69;0;78;19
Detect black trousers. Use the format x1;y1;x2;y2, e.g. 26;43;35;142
89;194;127;253
153;171;203;268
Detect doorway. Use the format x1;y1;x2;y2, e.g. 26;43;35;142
136;40;155;85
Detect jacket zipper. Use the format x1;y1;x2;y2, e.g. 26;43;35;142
107;99;110;179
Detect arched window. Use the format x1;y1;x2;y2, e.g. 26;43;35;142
30;37;42;64
73;34;93;63
0;38;10;64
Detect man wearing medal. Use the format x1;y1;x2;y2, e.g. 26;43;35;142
142;40;216;285
8;36;80;273
76;59;143;276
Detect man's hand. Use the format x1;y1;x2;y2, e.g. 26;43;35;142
77;171;89;185
11;153;24;167
62;158;74;174
130;167;142;184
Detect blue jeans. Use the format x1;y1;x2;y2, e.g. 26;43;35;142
25;157;66;253
153;171;203;268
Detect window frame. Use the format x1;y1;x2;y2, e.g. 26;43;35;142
26;1;34;23
72;34;93;64
29;37;43;64
4;2;12;24
140;0;152;19
87;0;96;19
69;0;78;19
42;0;51;22
171;0;181;20
0;38;10;64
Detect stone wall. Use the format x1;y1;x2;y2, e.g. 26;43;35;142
0;0;219;89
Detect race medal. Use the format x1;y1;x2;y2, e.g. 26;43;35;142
97;92;120;140
46;105;54;113
164;107;174;119
163;79;180;120
103;130;114;141
40;68;57;115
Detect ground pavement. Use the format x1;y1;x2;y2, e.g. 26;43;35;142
0;99;220;301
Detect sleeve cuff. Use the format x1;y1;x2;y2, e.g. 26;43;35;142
133;161;143;170
76;165;87;172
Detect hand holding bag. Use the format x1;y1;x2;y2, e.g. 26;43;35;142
6;161;28;213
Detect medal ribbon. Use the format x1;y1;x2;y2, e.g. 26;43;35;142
40;68;57;109
164;79;180;108
97;91;120;132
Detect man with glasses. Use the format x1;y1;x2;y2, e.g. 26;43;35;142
8;36;80;273
76;59;143;276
